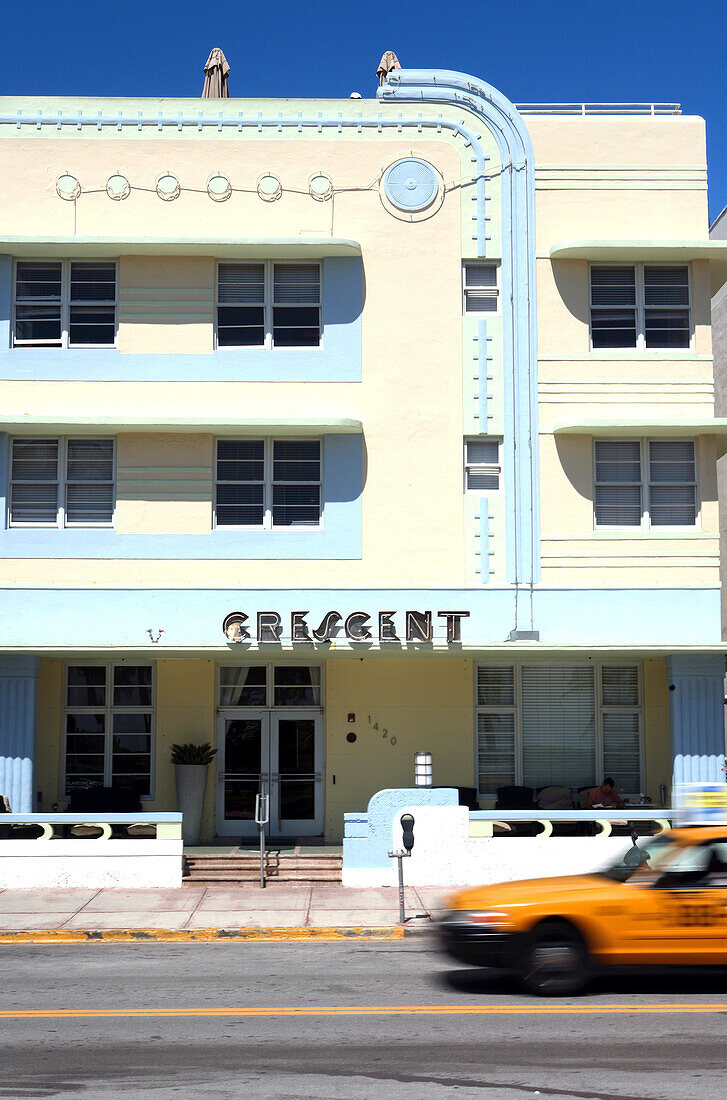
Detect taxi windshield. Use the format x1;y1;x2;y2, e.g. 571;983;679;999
598;834;687;882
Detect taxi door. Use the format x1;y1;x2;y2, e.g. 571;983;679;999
623;841;727;965
652;841;727;964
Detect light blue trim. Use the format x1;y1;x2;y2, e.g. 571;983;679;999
0;655;39;812
479;495;491;584
380;70;541;620
383;158;439;212
0;587;720;649
0;433;362;560
0;257;362;382
476;318;490;426
343;788;458;872
666;654;726;786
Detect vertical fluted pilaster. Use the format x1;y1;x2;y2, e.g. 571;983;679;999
666;654;726;789
0;657;39;812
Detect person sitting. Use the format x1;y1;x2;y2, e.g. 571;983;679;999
586;777;625;809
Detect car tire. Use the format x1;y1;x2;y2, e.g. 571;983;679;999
519;919;589;997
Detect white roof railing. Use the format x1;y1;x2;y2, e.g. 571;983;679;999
515;103;681;116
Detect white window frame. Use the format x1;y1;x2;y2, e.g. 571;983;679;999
593;437;699;531
8;436;116;529
12;259;118;350
62;662;155;800
217;664;324;710
462;262;500;314
464;437;502;493
214;260;322;350
588;262;692;352
474;661;644;802
213;437;323;531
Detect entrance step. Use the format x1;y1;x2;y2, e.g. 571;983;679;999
183;851;342;885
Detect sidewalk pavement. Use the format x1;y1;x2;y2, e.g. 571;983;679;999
0;885;453;939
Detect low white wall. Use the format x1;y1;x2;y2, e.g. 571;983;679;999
0;840;183;888
342;806;636;888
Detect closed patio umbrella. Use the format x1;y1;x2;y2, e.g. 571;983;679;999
376;51;401;87
202;48;230;98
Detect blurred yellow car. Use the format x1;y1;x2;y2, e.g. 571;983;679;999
438;826;727;995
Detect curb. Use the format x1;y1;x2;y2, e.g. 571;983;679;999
0;926;406;944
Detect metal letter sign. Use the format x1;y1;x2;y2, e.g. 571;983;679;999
223;609;470;645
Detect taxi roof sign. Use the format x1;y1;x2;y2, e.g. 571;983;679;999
674;782;727;827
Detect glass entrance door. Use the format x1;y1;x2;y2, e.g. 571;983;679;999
271;712;324;836
215;711;323;838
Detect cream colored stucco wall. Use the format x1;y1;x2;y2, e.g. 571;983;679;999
324;657;475;840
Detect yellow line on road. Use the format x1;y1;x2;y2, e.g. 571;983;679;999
1;1003;726;1019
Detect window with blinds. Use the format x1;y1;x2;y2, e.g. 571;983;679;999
601;666;642;796
475;663;643;800
590;264;690;350
14;260;116;348
64;664;153;797
476;666;516;795
215;438;321;528
522;666;596;789
463;263;499;313
594;439;696;528
465;439;501;491
9;437;114;527
217;262;320;348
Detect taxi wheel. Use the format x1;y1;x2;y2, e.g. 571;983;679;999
519;920;589;997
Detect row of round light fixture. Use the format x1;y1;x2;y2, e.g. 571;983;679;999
56;171;335;204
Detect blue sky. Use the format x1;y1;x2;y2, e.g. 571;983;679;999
3;0;727;219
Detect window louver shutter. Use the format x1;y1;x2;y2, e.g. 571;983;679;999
218;264;265;303
643;266;689;306
466;440;500;491
65;440;114;524
590;266;636;305
464;264;498;313
274;264;320;303
648;441;696;526
10;439;59;523
521;666;595;788
594;440;642;526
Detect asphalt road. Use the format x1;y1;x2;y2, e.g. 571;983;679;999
1;939;726;1099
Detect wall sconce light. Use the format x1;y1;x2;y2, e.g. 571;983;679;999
414;752;433;787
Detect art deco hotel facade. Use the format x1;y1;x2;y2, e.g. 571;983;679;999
0;69;725;841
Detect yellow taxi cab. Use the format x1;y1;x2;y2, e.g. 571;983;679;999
438;826;727;995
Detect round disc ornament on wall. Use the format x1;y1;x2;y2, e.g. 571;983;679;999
207;173;231;202
156;173;180;201
383;158;439;212
257;174;282;202
309;173;333;201
56;173;81;201
106;173;130;201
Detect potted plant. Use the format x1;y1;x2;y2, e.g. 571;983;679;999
171;742;217;846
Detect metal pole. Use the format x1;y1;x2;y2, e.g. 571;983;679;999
259;813;265;889
397;854;405;924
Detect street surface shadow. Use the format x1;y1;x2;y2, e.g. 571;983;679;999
439;965;727;997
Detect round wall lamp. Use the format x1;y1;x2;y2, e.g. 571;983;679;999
207;173;231;202
156;173;180;201
106;173;130;201
56;173;81;201
309;173;333;201
257;173;282;202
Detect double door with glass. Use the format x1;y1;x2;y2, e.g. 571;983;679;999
216;711;323;837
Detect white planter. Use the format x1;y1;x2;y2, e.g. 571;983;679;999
175;764;209;845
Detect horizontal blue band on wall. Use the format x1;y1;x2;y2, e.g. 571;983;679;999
0;256;362;382
0;435;362;560
0;587;719;648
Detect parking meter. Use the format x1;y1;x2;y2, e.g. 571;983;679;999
389;813;416;924
401;813;415;853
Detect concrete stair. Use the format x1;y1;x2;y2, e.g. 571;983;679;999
183;850;342;885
